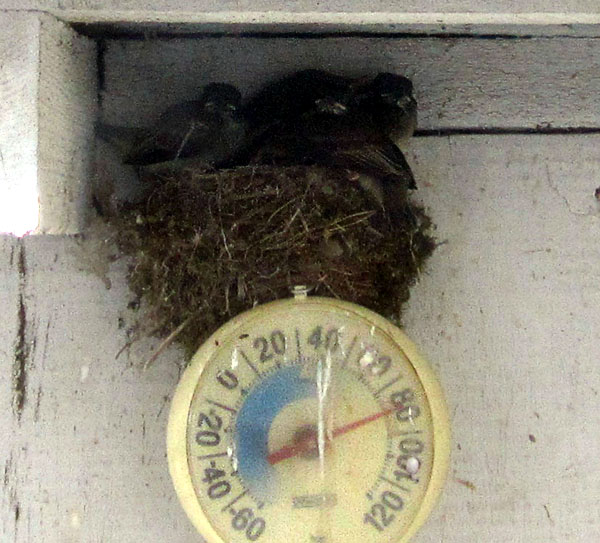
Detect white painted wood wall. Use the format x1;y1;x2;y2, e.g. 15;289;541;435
1;4;599;542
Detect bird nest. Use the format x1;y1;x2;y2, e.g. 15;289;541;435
113;164;435;360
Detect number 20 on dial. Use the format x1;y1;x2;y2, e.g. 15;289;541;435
168;296;450;543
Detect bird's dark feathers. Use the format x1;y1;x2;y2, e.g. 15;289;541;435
123;101;208;165
332;142;416;190
244;69;352;132
254;102;416;191
122;82;245;167
352;72;418;147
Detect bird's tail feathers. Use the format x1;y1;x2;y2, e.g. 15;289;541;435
95;122;147;156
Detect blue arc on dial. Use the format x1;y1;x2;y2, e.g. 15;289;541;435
235;365;316;500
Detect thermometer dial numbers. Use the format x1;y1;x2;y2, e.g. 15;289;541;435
169;298;449;543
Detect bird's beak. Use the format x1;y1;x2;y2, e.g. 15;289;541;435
395;95;417;113
331;102;348;115
315;98;348;115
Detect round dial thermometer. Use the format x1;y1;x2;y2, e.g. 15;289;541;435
168;295;449;543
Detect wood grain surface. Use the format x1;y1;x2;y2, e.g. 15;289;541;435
1;134;599;541
37;14;97;234
5;1;600;17
0;13;41;235
101;36;600;131
0;13;96;235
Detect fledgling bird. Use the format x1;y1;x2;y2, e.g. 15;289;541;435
245;70;416;148
246;70;416;217
252;74;417;214
98;83;246;169
243;70;354;141
353;72;418;148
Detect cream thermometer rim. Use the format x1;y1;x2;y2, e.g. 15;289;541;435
167;296;450;543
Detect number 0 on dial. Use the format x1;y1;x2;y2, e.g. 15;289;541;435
168;296;450;543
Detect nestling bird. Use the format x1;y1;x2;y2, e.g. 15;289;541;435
98;83;246;169
245;70;417;148
353;72;418;148
243;69;354;139
250;71;417;214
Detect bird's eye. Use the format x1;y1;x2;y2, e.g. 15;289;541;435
204;101;216;110
226;103;238;111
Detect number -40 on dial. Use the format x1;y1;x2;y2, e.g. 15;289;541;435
168;295;450;543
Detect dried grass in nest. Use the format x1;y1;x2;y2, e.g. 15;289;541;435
114;164;435;360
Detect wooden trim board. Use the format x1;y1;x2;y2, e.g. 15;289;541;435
101;36;600;130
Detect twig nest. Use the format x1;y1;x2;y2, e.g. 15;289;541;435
114;164;435;357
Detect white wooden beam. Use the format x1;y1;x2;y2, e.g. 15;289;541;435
0;13;41;235
4;2;600;34
48;9;600;38
404;134;600;541
27;2;600;19
0;12;96;236
37;14;97;234
101;36;600;131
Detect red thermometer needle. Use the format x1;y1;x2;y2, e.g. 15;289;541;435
267;405;400;465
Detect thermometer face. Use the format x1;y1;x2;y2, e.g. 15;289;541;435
168;297;449;543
